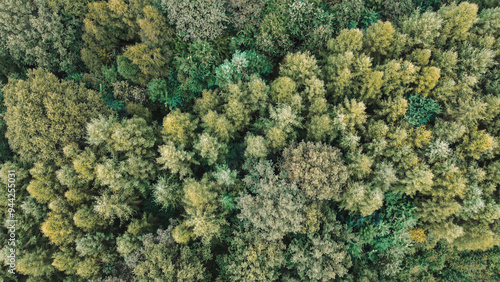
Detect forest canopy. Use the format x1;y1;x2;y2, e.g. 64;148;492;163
1;0;499;281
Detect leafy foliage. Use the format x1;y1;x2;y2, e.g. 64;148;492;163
405;94;442;126
2;69;110;163
1;1;499;281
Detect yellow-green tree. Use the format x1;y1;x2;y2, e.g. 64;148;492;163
2;69;110;164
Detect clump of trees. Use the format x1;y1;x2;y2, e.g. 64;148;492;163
0;1;499;281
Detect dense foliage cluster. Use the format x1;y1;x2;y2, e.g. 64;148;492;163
0;1;499;281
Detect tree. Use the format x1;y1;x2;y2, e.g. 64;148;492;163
363;21;396;61
286;213;352;281
161;109;198;146
194;132;228;165
16;248;57;278
238;160;307;241
226;0;266;29
161;0;227;41
2;69;110;163
173;177;227;244
0;0;84;74
81;0;141;71
157;141;196;178
244;134;268;159
437;2;478;47
264;105;302;151
217;229;285;281
153;174;183;210
215;50;272;87
124;227;210;281
405;94;441;127
175;39;220;93
281;141;349;201
340;181;384;217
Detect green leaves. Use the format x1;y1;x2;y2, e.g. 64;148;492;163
405;94;441;127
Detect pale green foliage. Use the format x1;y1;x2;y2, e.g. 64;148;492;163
75;232;109;257
270;76;299;107
238;160;307;241
175;177;226;244
27;162;63;204
224;84;252;130
153;175;183;210
340;181;384;216
339;132;361;152
279;51;320;87
93;192;137;222
307;114;333;142
372;161;398;191
244;134;268;159
408;48;432;67
327;29;363;54
346;150;374;180
416;66;441;96
216;53;245;84
201;110;236;143
418;197;462;225
161;0;227;41
379;59;418;98
281;141;349;201
41;212;76;246
215;50;255;87
459;45;496;80
131;227;210;281
377;97;409;123
245;76;270;112
265;105;303;151
399;164;434;196
426;139;452;163
51;114;160;237
196;76;268;137
304;77;328;113
324;51;356;100
15;249;56;278
157;141;195;178
401;10;443;49
475;7;500;37
324;50;385;103
194;89;221;116
287;216;352;281
194;132;227;165
335;98;368;133
459;184;488;219
218;230;285;281
452;223;500;251
212;164;237;187
162;109;198;146
450;97;488;127
3;69;109;163
432;119;467;144
73;206;106;232
87;115;156;156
